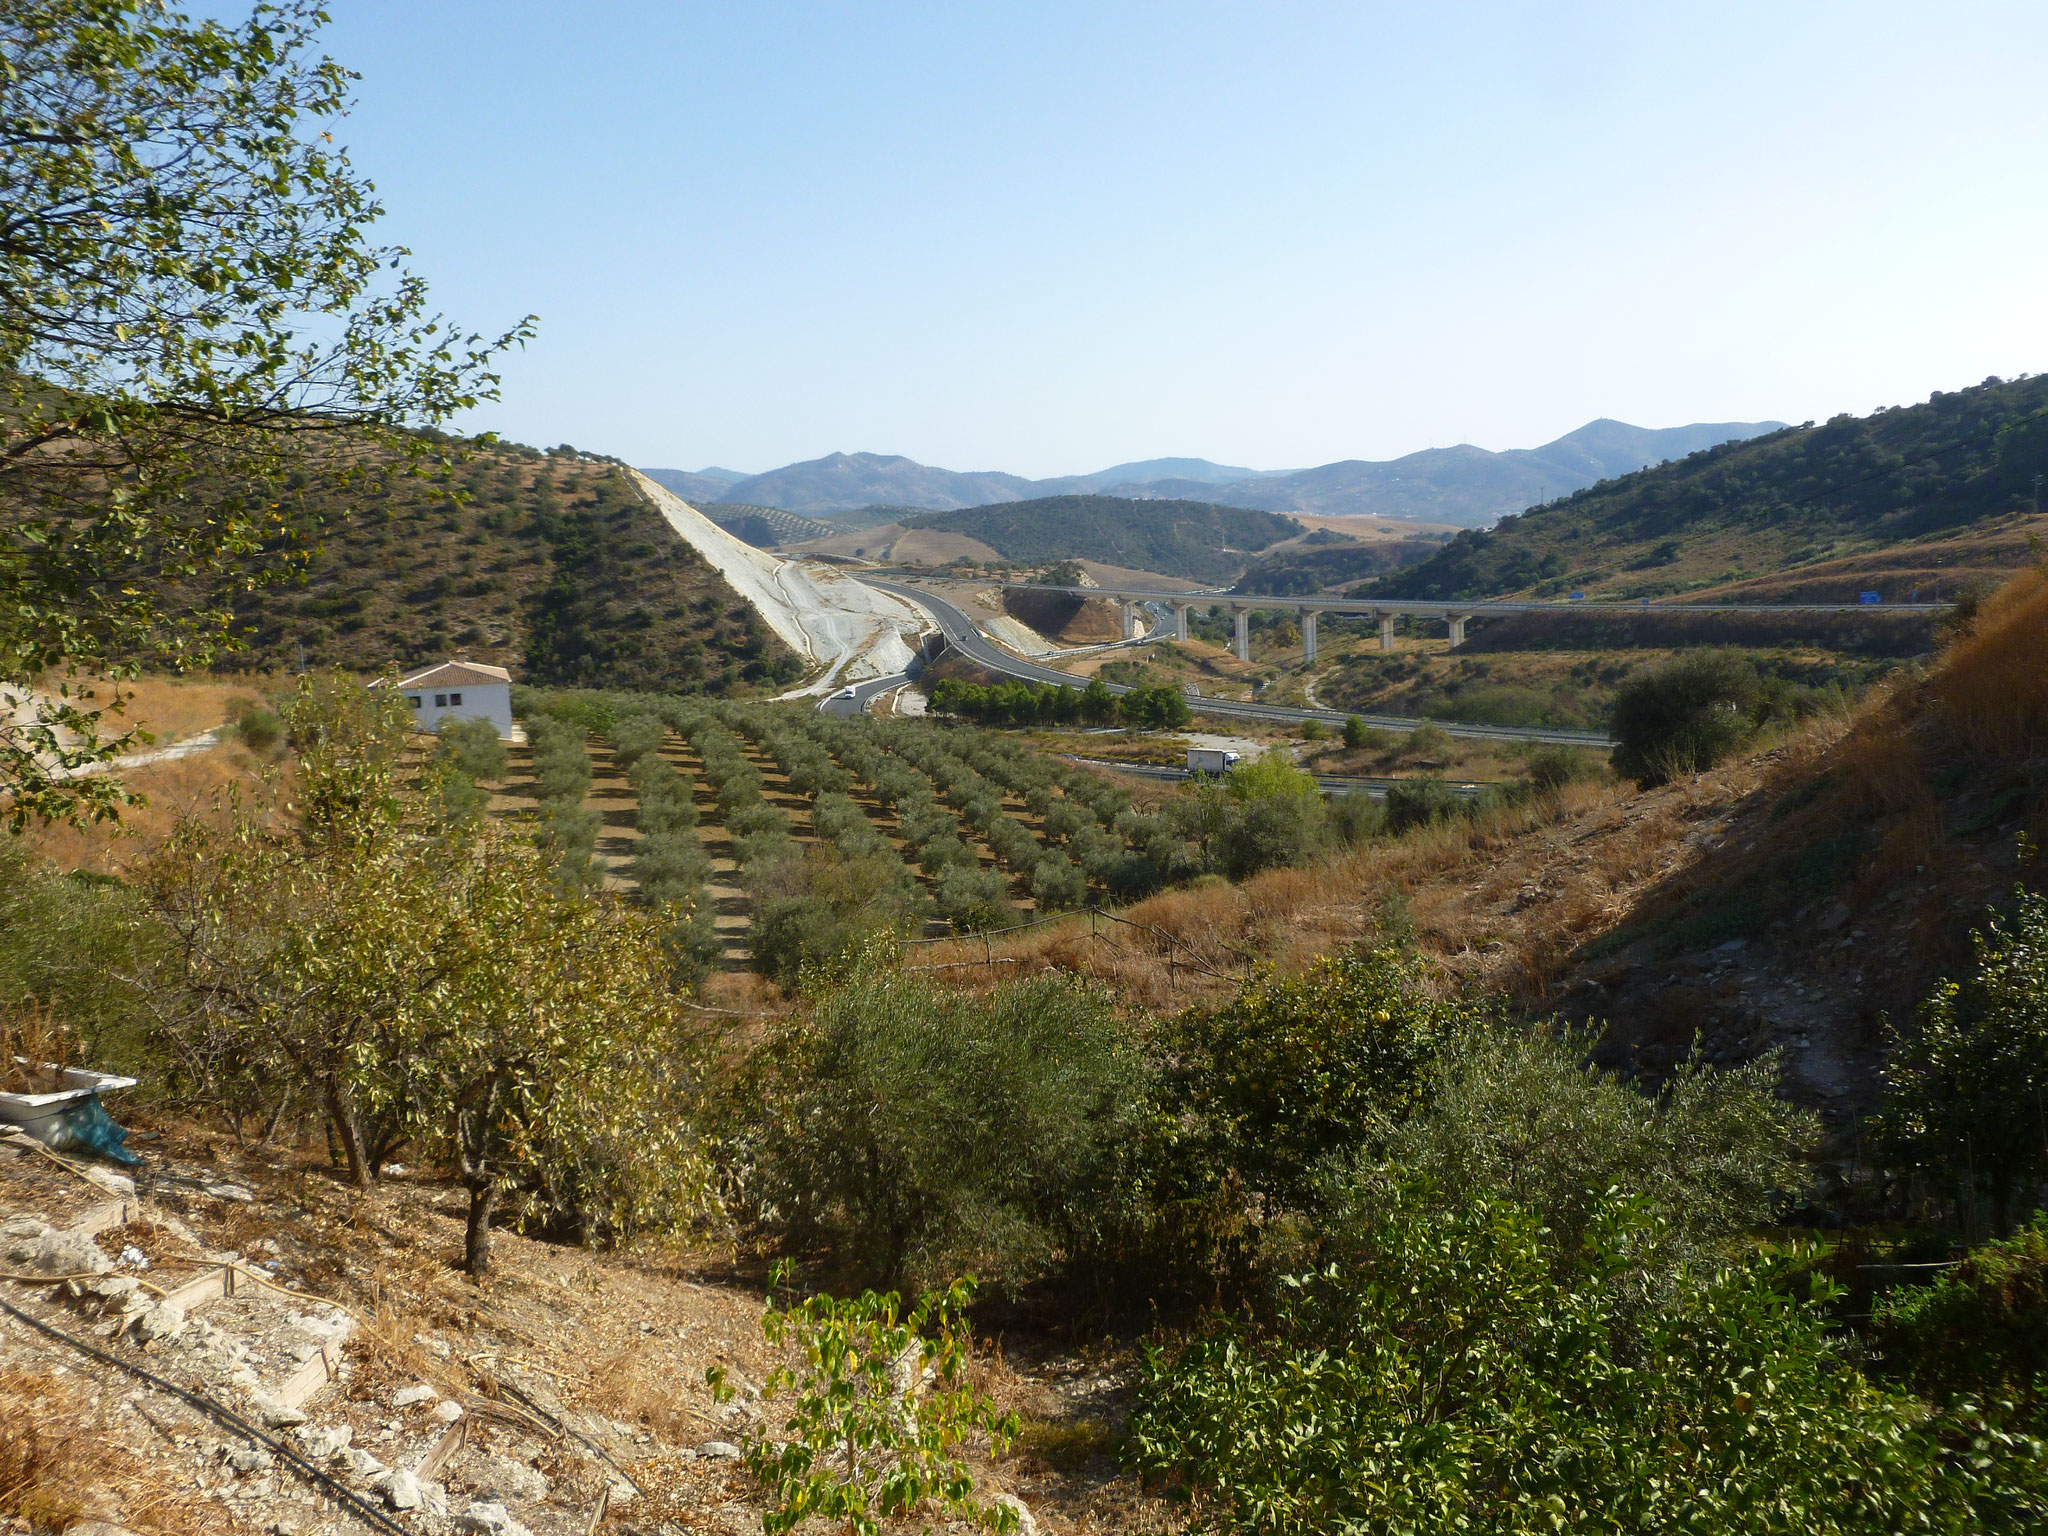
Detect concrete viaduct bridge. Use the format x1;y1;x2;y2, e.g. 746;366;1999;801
1006;584;1949;664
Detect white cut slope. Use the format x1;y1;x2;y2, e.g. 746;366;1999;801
630;470;929;696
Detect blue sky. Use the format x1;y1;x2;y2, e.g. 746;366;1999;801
319;2;2048;477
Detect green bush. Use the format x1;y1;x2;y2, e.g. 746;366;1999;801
235;706;285;754
1877;880;2048;1235
1524;743;1596;791
1032;852;1089;912
1384;775;1461;833
1157;951;1478;1213
1329;1027;1816;1283
1873;1215;2048;1428
1609;650;1760;787
747;967;1147;1291
1217;794;1324;879
1126;1192;2048;1535
935;863;1009;933
436;715;508;781
1327;789;1385;846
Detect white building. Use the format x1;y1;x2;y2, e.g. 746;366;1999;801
393;661;514;739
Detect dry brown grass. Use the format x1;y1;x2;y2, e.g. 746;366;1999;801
0;1369;227;1536
1926;566;2048;762
16;740;280;876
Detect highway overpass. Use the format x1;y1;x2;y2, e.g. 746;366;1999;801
1002;582;1949;663
859;577;1616;749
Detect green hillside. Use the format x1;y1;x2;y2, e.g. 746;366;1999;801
1374;375;2048;601
204;441;803;693
906;494;1300;582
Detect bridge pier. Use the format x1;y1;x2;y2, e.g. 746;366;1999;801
1173;603;1190;642
1378;612;1397;651
1233;607;1250;662
1300;609;1318;664
1446;614;1467;648
1121;601;1137;640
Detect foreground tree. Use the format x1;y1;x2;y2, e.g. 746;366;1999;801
141;674;709;1273
1;1;532;825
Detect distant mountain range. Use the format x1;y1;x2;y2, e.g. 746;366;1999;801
641;418;1786;526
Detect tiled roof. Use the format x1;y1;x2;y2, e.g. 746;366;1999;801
395;661;513;690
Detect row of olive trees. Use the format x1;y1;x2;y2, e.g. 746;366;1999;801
609;713;722;982
525;712;601;889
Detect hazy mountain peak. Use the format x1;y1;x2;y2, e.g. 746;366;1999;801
644;418;1787;523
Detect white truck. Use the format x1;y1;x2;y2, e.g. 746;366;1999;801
1186;747;1241;775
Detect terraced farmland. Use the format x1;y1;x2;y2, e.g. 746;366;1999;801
498;689;1207;978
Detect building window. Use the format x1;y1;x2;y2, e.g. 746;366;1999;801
434;693;448;707
449;692;463;706
406;695;421;709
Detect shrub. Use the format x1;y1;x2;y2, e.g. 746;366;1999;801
935;863;1009;933
717;1275;1020;1536
1032;853;1088;912
1524;743;1595;791
1403;723;1453;759
1217;794;1325;880
1327;789;1385;847
436;715;507;781
1297;718;1325;741
235;706;285;754
747;968;1147;1291
1609;650;1760;786
1331;1027;1816;1283
1384;775;1460;833
1341;714;1371;749
1157;951;1478;1213
1876;879;2048;1235
1126;1192;2046;1535
1873;1214;2048;1428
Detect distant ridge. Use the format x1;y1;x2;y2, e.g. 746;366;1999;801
643;419;1785;525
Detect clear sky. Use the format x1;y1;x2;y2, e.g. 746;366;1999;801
318;1;2048;477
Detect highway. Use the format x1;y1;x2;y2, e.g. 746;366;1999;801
858;577;1617;749
818;670;911;717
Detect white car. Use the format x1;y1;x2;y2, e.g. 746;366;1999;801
835;685;859;699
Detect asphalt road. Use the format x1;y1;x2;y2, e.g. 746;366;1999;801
858;576;1617;749
817;671;911;716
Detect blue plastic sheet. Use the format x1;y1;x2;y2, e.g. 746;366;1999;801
39;1093;141;1166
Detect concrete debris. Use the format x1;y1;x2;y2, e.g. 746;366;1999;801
344;1447;388;1478
254;1396;308;1428
393;1383;439;1408
374;1469;422;1510
293;1423;353;1459
430;1398;465;1424
227;1444;275;1473
204;1181;256;1202
698;1440;743;1460
0;1216;50;1240
129;1298;186;1342
995;1494;1037;1536
8;1227;112;1275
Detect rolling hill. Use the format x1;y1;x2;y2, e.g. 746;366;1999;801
642;419;1784;523
1189;419;1786;525
201;442;803;693
902;495;1301;584
713;452;1036;514
639;465;748;503
1371;376;2048;602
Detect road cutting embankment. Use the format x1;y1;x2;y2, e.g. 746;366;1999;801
629;470;929;693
